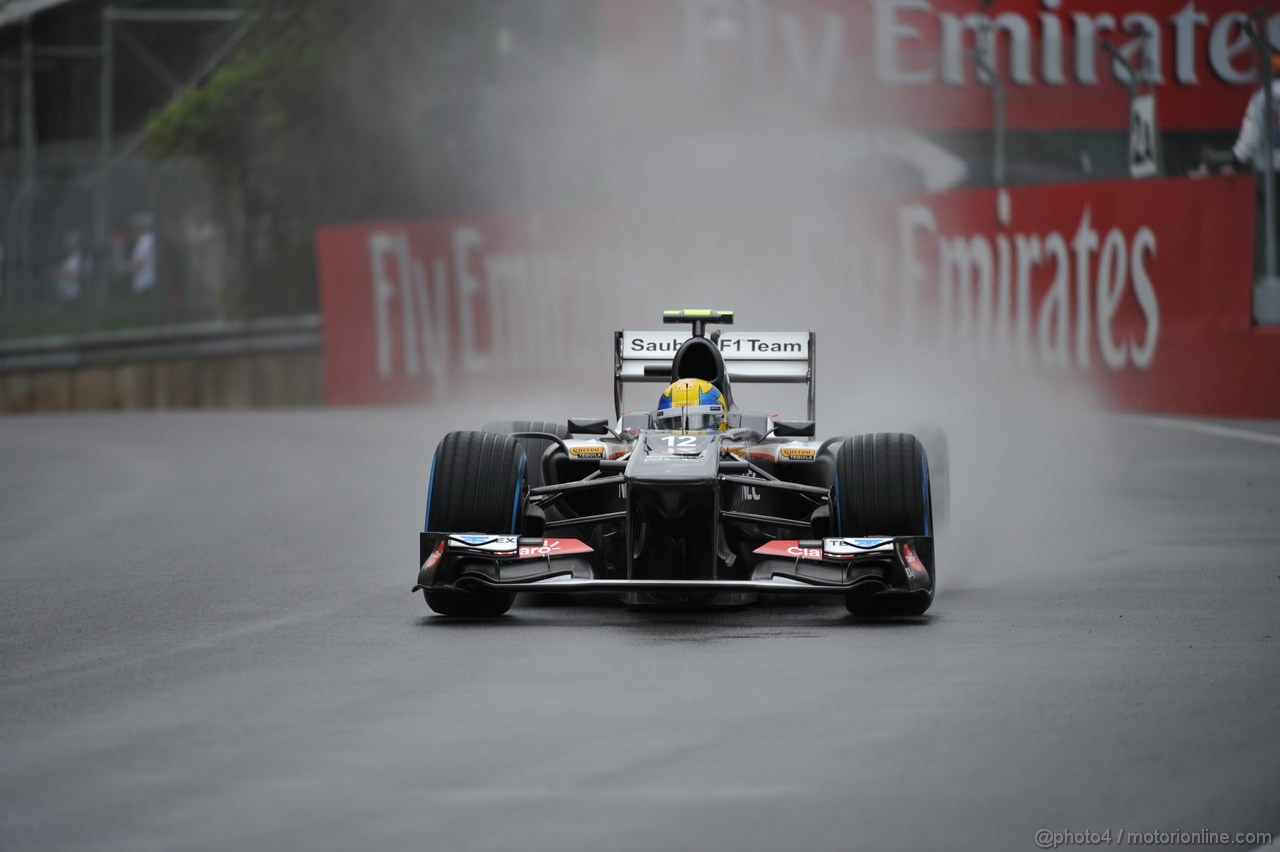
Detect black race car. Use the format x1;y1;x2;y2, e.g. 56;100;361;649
416;310;943;618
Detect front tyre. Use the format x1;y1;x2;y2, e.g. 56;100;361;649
832;432;935;617
423;430;526;617
480;420;569;489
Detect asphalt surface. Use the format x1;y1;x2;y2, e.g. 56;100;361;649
1;401;1278;852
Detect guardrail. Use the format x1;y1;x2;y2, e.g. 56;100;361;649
0;314;321;372
0;314;323;411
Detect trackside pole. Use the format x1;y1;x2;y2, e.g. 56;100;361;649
1246;14;1280;323
971;18;1005;188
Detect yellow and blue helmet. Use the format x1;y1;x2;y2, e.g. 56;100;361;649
656;378;728;431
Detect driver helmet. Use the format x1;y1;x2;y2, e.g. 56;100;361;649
656;378;728;432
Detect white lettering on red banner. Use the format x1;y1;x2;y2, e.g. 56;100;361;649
601;0;1279;130
317;177;1280;416
897;194;1159;371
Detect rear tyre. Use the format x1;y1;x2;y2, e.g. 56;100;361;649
423;430;526;617
480;420;569;488
832;432;935;617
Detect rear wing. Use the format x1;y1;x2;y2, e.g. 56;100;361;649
614;329;816;420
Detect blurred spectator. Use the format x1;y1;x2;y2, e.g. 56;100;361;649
158;215;188;318
1231;54;1280;171
184;205;227;318
130;213;157;297
54;231;84;302
109;230;129;291
1231;54;1280;273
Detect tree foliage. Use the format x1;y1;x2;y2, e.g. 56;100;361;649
147;0;526;218
144;0;597;313
145;0;488;312
149;1;353;215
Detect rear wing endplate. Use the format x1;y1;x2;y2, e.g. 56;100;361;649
614;329;816;420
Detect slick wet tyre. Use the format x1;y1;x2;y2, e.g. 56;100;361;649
833;432;935;617
423;431;527;617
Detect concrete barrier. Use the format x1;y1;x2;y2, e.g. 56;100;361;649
0;316;323;413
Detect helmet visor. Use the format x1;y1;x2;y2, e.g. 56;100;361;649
654;405;726;432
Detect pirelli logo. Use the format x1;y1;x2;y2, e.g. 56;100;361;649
780;447;816;461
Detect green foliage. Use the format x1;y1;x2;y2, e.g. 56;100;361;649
145;0;476;222
141;0;594;316
146;0;337;184
144;0;359;315
146;51;268;172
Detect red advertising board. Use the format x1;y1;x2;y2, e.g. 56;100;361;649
316;177;1280;417
316;214;625;406
598;0;1276;131
886;177;1280;415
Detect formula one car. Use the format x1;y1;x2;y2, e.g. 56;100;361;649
416;310;941;618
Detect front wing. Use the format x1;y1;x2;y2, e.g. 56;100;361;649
415;533;933;597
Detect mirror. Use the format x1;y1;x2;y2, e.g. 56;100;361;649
568;417;609;435
772;419;816;438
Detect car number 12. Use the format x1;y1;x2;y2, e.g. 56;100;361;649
661;435;698;448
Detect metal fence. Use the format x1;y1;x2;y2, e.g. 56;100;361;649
0;0;271;342
0;1;1261;341
1;155;245;339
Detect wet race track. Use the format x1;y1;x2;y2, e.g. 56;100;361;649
1;399;1278;852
